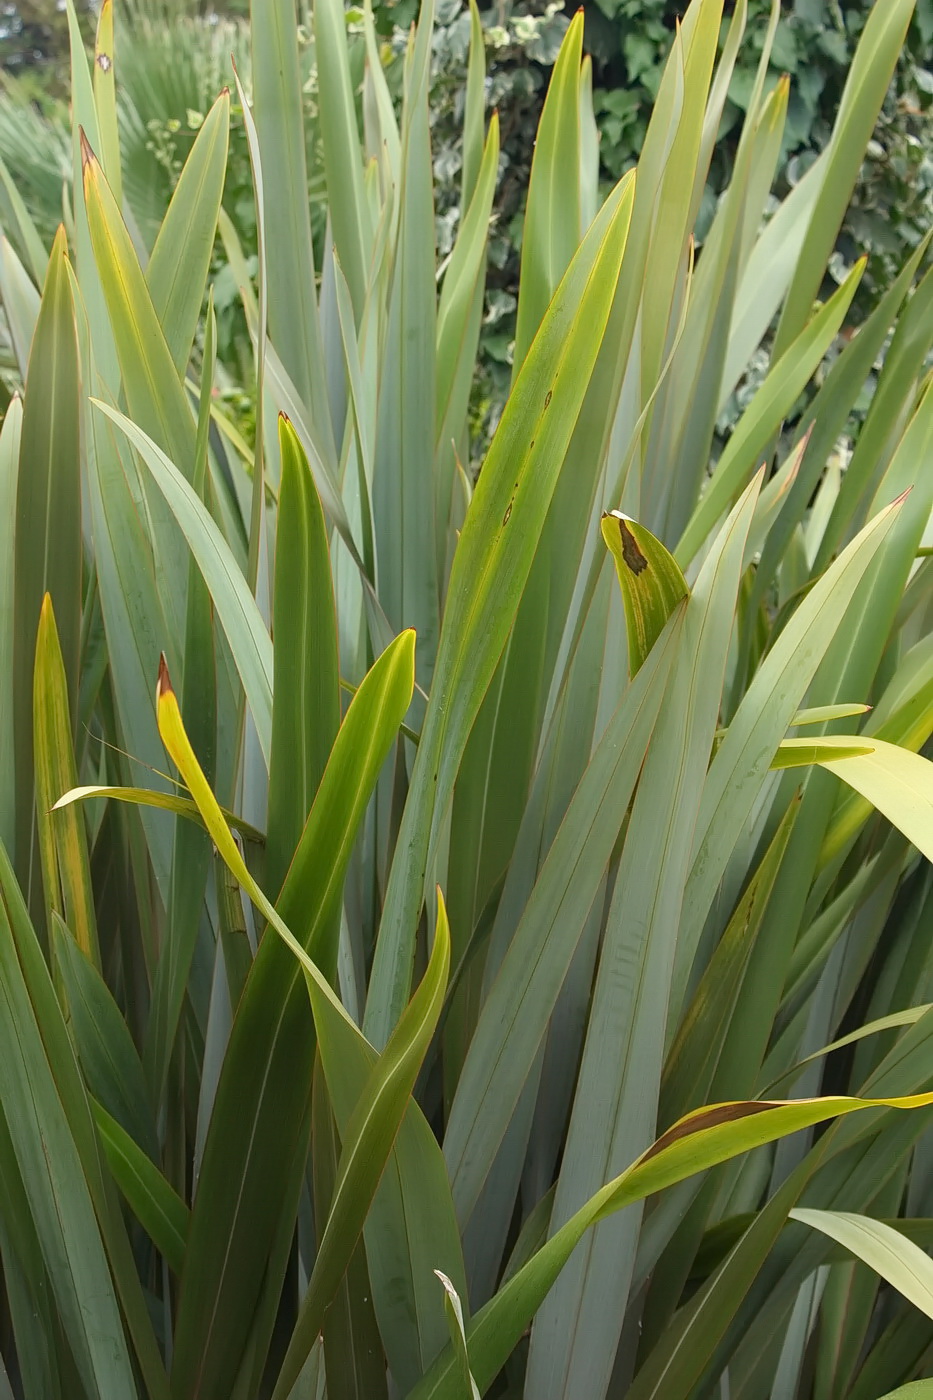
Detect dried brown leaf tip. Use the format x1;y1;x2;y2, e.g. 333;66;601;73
641;1100;781;1163
78;127;95;171
618;518;648;576
157;653;174;700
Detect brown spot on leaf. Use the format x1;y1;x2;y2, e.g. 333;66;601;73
641;1101;783;1163
502;499;513;526
544;390;552;409
618;518;648;575
96;52;112;72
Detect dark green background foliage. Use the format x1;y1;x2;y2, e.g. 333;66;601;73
2;0;933;446
585;0;933;296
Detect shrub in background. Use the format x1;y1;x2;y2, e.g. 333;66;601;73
9;0;933;447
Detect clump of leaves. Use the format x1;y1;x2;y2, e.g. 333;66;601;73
5;3;933;1400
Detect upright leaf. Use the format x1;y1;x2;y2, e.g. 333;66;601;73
267;416;340;898
365;172;635;1048
33;597;99;967
0;396;23;854
147;90;231;376
13;229;81;900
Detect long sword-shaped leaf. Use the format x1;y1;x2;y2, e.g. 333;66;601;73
0;236;40;377
310;1065;389;1400
0;396;22;853
672;496;903;1018
54;783;262;842
314;0;370;321
13;228;81;901
373;0;439;688
677;259;864;566
147;90;230;376
781;736;933;865
273;896;451;1398
0;151;48;288
267;415;340;898
365;170;635;1048
791;1208;933;1321
0;868;138;1397
512;12;583;373
92;1099;188;1276
51;914;158;1162
92;0;120;208
772;0;917;361
82;136;197;482
414;1090;933;1400
170;632;414;1399
0;845;169;1400
444;608;683;1225
251;0;334;462
91;400;274;765
526;478;759;1400
33;599;99;968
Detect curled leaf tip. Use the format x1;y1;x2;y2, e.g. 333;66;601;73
157;653;174;700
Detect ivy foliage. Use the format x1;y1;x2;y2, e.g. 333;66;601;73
396;0;933;449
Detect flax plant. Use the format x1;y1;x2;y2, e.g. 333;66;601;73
4;1;933;1398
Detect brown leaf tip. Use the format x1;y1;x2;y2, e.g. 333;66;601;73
79;127;95;171
157;653;174;700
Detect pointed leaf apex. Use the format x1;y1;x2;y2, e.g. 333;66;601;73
79;127;95;170
157;654;174;700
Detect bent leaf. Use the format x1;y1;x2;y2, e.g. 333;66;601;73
273;894;451;1399
413;1088;933;1399
791;1208;933;1321
601;510;689;676
784;735;933;863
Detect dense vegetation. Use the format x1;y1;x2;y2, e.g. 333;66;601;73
4;0;933;440
3;1;933;1398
